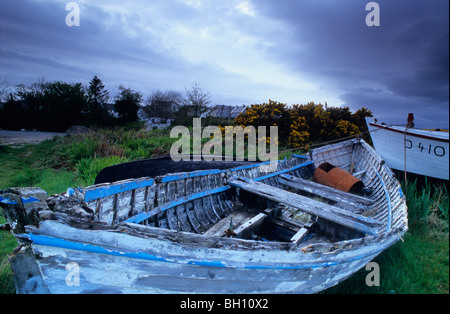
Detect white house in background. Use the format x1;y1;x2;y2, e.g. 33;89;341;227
210;105;247;119
137;107;173;130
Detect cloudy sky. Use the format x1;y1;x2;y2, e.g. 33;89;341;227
1;0;448;128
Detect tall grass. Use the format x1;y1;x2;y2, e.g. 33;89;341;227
1;127;176;192
0;215;16;294
403;178;449;231
76;156;130;186
324;177;449;294
0;144;77;195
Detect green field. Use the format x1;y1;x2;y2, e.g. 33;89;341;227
0;127;448;294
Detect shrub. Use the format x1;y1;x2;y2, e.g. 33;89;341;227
234;101;373;148
77;156;130;187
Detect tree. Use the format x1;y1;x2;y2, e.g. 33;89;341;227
0;76;13;103
234;100;291;142
86;75;110;126
183;82;212;117
351;107;373;130
330;120;360;139
14;78;47;130
0;95;25;130
290;102;330;142
288;108;310;149
351;107;373;142
327;106;352;123
40;81;87;131
114;85;143;123
142;89;184;123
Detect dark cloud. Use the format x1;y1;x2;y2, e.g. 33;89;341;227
253;0;449;127
0;0;448;128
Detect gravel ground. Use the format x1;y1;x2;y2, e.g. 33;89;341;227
0;130;67;146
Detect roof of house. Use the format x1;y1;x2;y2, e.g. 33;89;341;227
210;105;247;119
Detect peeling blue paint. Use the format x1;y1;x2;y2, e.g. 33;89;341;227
23;232;393;270
0;196;18;205
21;196;40;204
229;160;272;172
161;169;225;183
84;178;155;202
292;154;308;159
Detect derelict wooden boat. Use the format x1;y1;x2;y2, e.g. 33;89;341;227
1;138;408;294
366;117;449;180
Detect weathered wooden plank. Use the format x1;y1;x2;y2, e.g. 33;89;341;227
115;190;133;223
278;174;373;208
228;177;382;235
8;248;50;294
253;161;314;182
124;186;230;224
185;202;201;233
0;187;49;233
290;228;309;245
278;213;313;230
234;212;267;238
193;198;210;228
159;169;225;183
202;211;254;237
84;178;155;202
271;218;300;233
176;204;192;232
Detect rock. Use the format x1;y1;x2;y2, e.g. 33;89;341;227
66;126;93;134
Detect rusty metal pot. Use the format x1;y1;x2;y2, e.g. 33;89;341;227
313;162;363;193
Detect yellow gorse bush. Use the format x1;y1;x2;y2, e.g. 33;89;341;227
233;100;372;149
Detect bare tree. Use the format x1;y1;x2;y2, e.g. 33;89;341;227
183;82;212;117
142;89;184;122
0;76;13;102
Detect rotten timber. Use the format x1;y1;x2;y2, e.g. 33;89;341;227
228;176;382;236
278;174;373;211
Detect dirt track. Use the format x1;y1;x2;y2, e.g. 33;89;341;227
0;130;66;145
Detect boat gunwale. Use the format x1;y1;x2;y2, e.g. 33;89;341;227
367;120;449;143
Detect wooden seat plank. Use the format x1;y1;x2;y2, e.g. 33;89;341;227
228;177;381;236
202;211;253;237
278;174;373;207
290;228;309;244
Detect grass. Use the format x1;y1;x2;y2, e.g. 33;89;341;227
0;144;77;195
323;178;449;294
0;126;448;294
0;215;16;294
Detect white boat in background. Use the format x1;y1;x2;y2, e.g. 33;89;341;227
366;116;449;180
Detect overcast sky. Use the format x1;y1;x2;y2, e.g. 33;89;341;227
1;0;448;128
